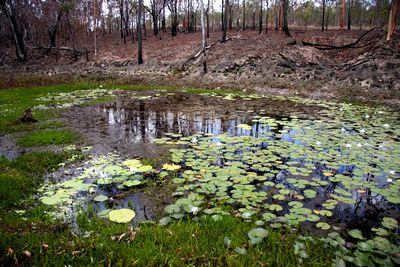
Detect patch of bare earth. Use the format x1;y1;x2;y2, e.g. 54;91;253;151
1;29;399;107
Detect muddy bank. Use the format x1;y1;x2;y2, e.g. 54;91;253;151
1;30;399;108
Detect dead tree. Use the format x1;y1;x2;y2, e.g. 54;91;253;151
387;0;399;41
259;0;263;35
221;0;229;42
137;0;143;64
0;0;27;61
340;0;346;30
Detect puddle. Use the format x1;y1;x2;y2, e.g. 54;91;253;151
4;90;398;237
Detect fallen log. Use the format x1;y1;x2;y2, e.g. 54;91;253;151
302;24;383;50
29;45;89;61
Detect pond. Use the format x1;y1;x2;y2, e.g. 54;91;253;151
7;89;399;241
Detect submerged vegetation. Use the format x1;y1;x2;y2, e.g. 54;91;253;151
0;84;398;265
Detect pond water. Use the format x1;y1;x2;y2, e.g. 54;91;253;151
8;89;399;238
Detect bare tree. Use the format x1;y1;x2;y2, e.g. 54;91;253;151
199;0;207;73
242;0;246;29
321;0;326;31
0;0;27;61
259;0;263;34
137;0;143;63
387;0;399;41
340;0;346;29
221;0;228;42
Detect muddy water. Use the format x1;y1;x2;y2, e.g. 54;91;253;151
63;92;317;158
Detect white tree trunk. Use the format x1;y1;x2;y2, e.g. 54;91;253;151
200;0;207;73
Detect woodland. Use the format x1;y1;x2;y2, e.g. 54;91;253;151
0;0;399;266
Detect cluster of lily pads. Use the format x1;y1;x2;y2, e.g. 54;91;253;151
38;153;154;222
34;88;118;110
153;96;399;263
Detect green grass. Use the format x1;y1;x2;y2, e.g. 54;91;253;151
0;151;82;209
0;213;334;266
17;129;78;147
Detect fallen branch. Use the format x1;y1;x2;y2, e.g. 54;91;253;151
301;24;383;50
29;45;88;61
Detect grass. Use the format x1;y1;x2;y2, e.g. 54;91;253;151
0;151;82;209
17;129;78;147
0;213;334;266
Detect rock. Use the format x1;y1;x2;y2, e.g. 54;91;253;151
285;38;297;45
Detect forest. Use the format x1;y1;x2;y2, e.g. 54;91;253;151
0;0;399;266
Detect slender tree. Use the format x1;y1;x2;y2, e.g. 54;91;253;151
137;0;143;64
242;0;246;29
199;0;207;73
321;0;326;31
387;0;399;41
340;0;346;29
281;0;290;36
258;0;263;34
1;0;27;61
221;0;228;42
265;0;268;33
347;0;353;29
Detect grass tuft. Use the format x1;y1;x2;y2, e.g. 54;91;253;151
17;129;78;147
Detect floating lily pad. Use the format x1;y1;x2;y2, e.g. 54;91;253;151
108;208;136;223
94;194;108;202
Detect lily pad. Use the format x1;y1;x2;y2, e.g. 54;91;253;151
108;208;136;223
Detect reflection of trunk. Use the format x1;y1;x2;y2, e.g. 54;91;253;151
387;0;399;41
139;102;146;140
137;0;143;64
1;1;27;61
49;10;63;47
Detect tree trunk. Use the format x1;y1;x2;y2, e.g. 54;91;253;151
221;0;224;31
242;0;246;29
66;11;76;52
387;0;399;41
265;0;268;33
321;0;326;31
200;0;207;73
119;0;124;39
49;10;63;47
340;0;346;30
259;0;263;35
252;5;256;29
221;0;228;42
281;0;290;36
347;0;353;30
137;0;143;64
206;0;210;38
1;0;27;61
